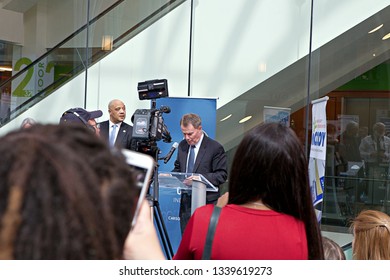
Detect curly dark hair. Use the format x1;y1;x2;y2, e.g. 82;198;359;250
0;124;137;259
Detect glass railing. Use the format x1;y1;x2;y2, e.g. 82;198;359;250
323;171;390;226
0;0;186;126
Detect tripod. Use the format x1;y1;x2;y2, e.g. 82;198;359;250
147;144;174;260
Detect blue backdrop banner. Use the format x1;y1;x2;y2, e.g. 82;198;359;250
155;97;217;172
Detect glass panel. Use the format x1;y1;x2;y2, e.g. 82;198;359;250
311;2;390;232
191;1;312;153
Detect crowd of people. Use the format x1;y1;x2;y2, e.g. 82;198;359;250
3;103;390;260
330;120;390;173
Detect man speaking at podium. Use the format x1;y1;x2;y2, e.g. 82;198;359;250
172;113;227;204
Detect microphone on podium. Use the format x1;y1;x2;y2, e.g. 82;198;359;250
164;142;179;164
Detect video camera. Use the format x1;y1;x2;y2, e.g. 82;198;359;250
131;79;171;157
132;106;171;143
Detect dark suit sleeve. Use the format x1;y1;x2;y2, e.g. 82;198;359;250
172;159;181;172
116;122;134;150
202;143;227;187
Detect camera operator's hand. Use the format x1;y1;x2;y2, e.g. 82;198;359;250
123;200;166;260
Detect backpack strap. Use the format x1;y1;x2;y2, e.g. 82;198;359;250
202;206;222;260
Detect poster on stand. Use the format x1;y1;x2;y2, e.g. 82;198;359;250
308;96;328;222
263;106;291;126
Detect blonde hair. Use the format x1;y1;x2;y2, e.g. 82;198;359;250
350;210;390;260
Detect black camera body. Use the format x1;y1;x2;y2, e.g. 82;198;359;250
132;107;171;143
137;79;168;100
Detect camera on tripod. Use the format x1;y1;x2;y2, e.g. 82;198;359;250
132;79;171;157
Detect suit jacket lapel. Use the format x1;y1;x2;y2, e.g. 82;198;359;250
181;143;190;172
115;123;126;145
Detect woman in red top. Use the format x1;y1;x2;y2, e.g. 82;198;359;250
173;122;323;260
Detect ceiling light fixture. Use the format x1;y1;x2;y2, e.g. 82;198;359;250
0;66;12;72
258;63;267;73
368;24;383;34
220;114;232;122
239;116;252;124
101;35;113;51
382;33;390;40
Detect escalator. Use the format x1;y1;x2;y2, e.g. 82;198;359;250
0;0;185;128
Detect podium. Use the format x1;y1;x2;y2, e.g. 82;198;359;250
158;172;218;213
153;172;217;254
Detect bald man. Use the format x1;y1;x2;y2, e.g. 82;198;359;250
99;99;133;150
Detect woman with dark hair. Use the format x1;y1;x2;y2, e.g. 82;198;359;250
125;122;324;260
0;124;137;259
174;122;323;259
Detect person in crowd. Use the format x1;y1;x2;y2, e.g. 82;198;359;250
326;122;345;176
327;123;339;145
59;107;103;135
172;113;227;201
125;122;324;260
88;118;100;136
0;124;137;259
322;236;346;260
337;121;367;202
20;117;36;129
359;122;390;164
350;209;390;260
339;121;361;163
99;99;133;150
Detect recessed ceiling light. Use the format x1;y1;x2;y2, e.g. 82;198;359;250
368;24;383;34
382;32;390;40
0;66;12;71
220;114;232;122
239;116;252;123
258;63;267;73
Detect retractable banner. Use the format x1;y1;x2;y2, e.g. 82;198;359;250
152;97;217;256
308;96;329;222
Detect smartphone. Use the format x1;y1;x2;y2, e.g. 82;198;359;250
121;149;155;227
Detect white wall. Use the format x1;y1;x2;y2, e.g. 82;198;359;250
0;8;23;44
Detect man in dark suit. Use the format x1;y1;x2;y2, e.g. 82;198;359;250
99;99;133;150
172;113;227;232
172;113;227;192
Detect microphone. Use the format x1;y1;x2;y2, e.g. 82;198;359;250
164;142;179;164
